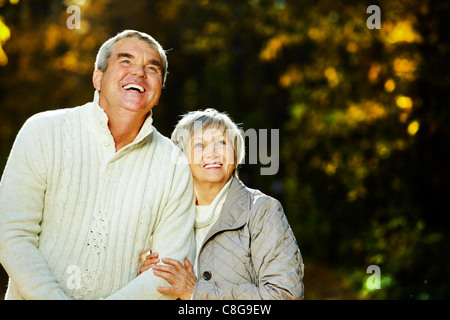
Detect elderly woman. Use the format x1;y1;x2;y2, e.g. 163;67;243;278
141;108;304;300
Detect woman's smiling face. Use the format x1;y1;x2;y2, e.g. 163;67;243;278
186;126;236;187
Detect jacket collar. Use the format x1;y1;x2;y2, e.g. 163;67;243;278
201;176;250;246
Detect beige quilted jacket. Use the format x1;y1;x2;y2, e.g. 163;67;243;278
193;177;304;300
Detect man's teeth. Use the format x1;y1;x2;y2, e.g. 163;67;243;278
204;163;222;168
123;84;145;93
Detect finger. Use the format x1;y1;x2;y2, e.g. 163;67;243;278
153;268;178;284
143;257;160;267
153;264;176;274
138;265;151;275
145;252;159;261
161;257;185;271
184;258;194;273
156;286;178;296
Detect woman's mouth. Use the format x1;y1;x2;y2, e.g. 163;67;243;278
203;163;222;169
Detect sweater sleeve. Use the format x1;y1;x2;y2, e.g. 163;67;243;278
193;198;304;300
0;115;70;300
105;147;196;300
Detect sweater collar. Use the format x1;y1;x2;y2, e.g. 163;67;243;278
89;90;155;146
194;177;233;229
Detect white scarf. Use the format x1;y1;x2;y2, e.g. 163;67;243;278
193;177;233;270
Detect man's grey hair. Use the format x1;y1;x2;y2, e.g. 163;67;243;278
94;30;169;86
171;108;245;177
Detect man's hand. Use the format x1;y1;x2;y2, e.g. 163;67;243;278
138;252;160;275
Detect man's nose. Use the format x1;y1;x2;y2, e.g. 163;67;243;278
131;65;146;78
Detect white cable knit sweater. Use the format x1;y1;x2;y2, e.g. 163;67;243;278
0;92;196;300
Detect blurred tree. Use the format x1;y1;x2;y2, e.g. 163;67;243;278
266;0;450;299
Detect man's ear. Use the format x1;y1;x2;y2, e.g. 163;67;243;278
93;69;103;91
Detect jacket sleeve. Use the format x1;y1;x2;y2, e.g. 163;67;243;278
193;197;304;300
105;147;196;300
0;115;70;300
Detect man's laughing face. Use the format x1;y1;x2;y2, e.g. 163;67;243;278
93;37;164;117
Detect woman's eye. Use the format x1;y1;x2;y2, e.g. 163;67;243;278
194;142;203;149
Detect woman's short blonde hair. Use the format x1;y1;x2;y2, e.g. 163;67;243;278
171;108;245;176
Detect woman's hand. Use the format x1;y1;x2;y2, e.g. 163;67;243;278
138;252;160;275
152;257;197;300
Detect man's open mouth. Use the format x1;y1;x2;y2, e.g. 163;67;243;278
122;84;145;93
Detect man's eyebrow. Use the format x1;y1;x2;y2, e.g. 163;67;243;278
116;52;134;60
116;53;163;70
148;59;163;69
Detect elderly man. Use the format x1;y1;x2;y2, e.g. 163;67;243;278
0;30;195;300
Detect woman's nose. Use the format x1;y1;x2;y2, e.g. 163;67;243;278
204;143;218;158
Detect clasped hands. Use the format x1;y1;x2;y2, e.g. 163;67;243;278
139;252;197;300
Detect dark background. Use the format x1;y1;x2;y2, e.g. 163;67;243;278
1;0;449;299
